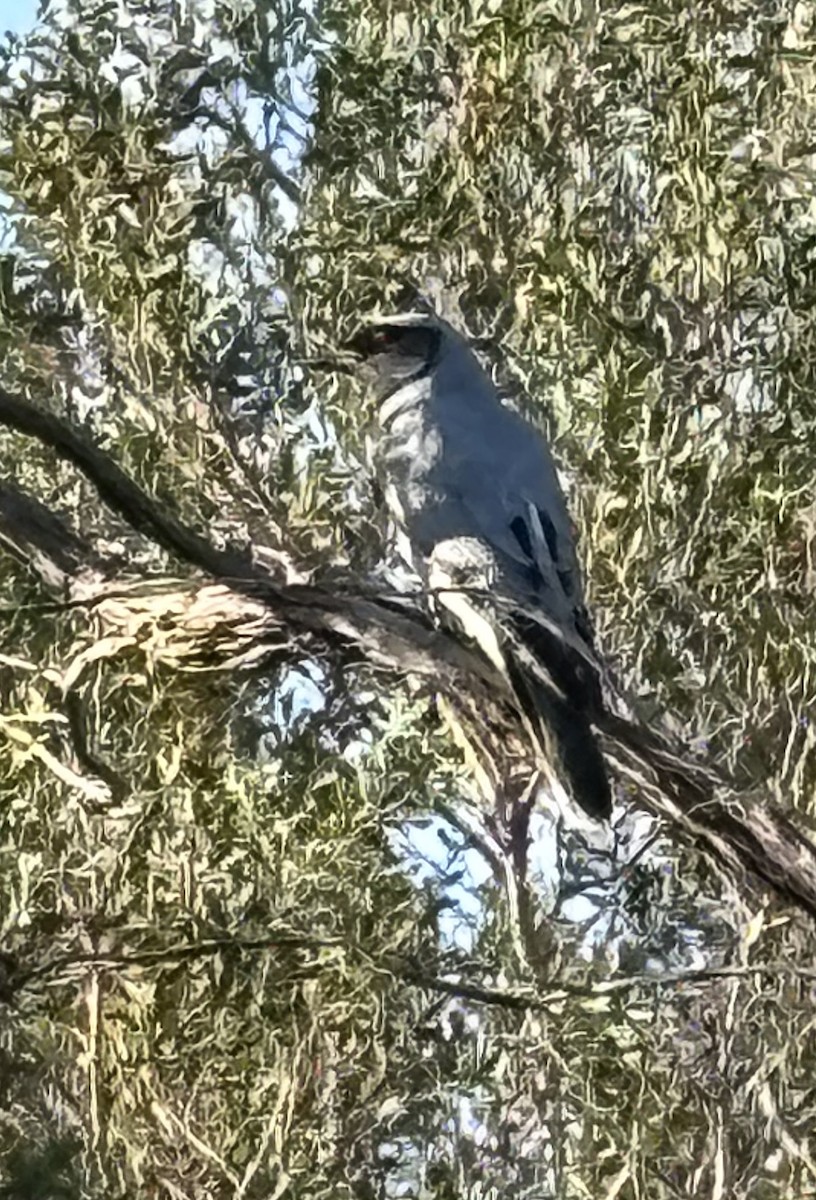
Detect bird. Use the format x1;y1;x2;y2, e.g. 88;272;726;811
345;310;612;821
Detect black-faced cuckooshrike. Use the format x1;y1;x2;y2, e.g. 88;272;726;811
347;311;611;821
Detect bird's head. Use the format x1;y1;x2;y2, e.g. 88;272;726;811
344;313;444;393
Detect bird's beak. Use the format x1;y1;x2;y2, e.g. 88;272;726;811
294;347;359;374
296;329;371;374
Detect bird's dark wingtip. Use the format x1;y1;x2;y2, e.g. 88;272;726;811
559;725;612;820
506;653;612;821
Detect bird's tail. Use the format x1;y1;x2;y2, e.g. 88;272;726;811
505;623;612;821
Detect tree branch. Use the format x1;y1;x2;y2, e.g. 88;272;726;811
2;384;816;921
601;711;816;921
0;482;105;588
6;926;815;1014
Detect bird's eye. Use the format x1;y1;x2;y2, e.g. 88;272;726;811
372;329;396;347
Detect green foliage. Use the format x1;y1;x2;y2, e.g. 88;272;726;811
0;0;815;1197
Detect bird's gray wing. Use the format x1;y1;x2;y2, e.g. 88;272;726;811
420;399;610;818
437;401;588;637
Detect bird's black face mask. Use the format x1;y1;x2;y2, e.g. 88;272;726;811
346;322;441;392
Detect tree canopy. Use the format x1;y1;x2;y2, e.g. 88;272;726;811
1;0;816;1197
